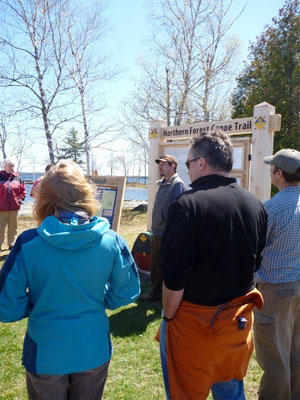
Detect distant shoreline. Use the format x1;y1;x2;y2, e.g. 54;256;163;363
22;179;148;189
19;200;148;216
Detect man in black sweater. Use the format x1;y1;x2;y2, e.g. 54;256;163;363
159;131;267;400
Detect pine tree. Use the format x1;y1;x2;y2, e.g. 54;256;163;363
58;128;85;165
231;0;300;152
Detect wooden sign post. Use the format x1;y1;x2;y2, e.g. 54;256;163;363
147;102;281;229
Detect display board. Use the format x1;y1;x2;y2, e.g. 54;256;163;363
89;175;126;232
147;102;281;229
163;137;251;190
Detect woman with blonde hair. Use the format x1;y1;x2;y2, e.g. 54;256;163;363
0;160;140;400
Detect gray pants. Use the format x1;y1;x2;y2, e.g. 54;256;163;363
26;361;109;400
254;281;300;400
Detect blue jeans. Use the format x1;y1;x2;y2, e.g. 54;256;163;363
159;320;245;400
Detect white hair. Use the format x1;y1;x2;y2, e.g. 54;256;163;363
3;158;15;167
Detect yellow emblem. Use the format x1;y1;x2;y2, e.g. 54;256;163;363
140;234;148;242
149;129;158;139
254;116;267;130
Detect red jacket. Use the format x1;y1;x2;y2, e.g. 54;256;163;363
0;170;26;211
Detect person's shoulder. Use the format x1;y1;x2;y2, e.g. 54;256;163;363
173;174;185;184
264;188;299;213
263;191;284;211
11;172;23;182
235;185;266;212
0;170;7;180
105;228;118;241
9;229;39;257
172;187;197;206
105;229;134;261
17;229;39;245
104;229;128;249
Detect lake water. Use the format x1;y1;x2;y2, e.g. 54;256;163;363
24;184;148;203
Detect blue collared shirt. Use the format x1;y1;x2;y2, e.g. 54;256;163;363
255;186;300;284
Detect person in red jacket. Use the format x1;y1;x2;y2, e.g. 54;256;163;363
30;164;54;198
0;158;26;251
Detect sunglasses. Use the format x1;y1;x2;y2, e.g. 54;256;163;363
185;157;201;170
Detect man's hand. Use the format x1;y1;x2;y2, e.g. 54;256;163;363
162;283;184;320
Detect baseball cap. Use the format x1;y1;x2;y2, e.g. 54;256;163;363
264;149;300;174
155;155;178;168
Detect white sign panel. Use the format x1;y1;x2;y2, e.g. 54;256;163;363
165;146;245;189
232;146;244;170
162;118;253;139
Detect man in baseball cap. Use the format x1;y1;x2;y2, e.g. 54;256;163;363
142;154;186;301
254;148;300;399
263;148;300;176
155;155;178;169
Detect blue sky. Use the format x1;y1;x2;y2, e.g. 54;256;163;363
19;0;288;171
104;0;287;112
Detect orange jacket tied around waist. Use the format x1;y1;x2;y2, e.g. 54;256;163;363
155;288;263;400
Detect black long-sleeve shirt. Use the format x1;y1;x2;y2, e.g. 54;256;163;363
161;174;267;306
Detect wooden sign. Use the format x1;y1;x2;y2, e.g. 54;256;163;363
162;118;253;139
89;175;126;232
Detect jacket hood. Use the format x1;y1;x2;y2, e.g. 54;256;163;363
157;172;179;186
37;216;110;250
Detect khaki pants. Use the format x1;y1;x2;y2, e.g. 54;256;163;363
254;281;300;400
0;210;18;249
150;235;163;298
26;361;109;400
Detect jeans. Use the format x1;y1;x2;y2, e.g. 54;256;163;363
159;319;245;400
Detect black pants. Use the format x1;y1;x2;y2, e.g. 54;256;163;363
26;361;109;400
150;235;162;298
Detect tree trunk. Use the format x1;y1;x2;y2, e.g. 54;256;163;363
166;68;171;126
34;39;55;163
79;87;90;174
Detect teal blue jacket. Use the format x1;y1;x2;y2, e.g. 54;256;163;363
0;216;140;374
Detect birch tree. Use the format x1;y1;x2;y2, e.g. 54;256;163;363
0;107;32;169
125;0;243;127
114;154;132;177
0;0;73;163
0;113;8;160
121;0;243;170
64;0;119;174
11;128;33;171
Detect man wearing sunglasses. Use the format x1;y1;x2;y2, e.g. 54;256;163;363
158;132;267;400
143;155;186;301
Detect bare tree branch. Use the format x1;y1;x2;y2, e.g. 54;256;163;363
0;0;75;162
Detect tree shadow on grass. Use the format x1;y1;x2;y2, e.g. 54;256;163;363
109;299;161;338
108;268;162;338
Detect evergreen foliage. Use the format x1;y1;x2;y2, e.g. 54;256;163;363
58;128;85;164
231;0;300;152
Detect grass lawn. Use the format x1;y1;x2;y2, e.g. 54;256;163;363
0;210;262;399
